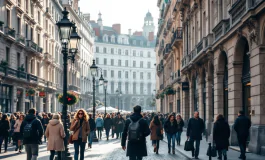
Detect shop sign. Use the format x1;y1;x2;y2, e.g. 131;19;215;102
182;82;189;91
39;91;46;97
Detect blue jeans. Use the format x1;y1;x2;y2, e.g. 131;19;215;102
167;133;176;150
105;128;110;138
88;131;94;145
74;138;86;160
176;131;182;144
190;139;200;157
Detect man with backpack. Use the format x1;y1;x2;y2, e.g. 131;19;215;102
121;105;150;160
20;108;44;160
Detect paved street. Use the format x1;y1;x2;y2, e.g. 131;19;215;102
0;132;190;160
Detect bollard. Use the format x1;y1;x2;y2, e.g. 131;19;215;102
208;142;212;160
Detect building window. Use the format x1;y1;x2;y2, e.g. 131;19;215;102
104;58;107;65
140;72;143;79
6;47;10;64
133;50;136;56
133;72;136;79
37;62;40;76
133;83;136;94
148;73;151;79
96;47;99;52
125;50;128;55
17;17;21;34
148;52;151;57
133;40;136;45
118;71;121;78
111;59;114;66
118;60;121;66
133;61;136;67
140;61;143;68
125;71;128;78
103;47;107;53
148;83;151;94
111;70;114;78
111;48;114;54
17;52;20;68
140;51;143;57
96;58;99;64
147;62;151;68
125;60;128;67
140;83;144;93
118;49;121;55
125;82;129;94
118;82;122;90
111;81;114;93
104;70;107;77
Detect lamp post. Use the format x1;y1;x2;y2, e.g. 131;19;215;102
56;7;81;160
104;80;108;117
116;89;122;112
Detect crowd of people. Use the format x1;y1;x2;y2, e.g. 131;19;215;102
0;107;251;160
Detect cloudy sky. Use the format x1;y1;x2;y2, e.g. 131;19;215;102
79;0;159;34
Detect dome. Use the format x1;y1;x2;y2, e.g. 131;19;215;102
145;11;153;21
146;11;152;17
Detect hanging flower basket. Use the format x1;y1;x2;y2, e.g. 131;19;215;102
56;93;60;98
164;86;176;95
27;88;35;96
58;91;79;106
160;92;165;99
156;93;160;99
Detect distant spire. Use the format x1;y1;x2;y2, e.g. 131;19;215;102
98;11;102;21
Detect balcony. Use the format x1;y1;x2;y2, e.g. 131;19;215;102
163;44;172;60
45;7;52;18
171;70;181;85
166;18;173;30
164;0;171;18
47;81;56;91
69;85;81;92
212;19;230;41
16;34;25;45
17;70;27;80
27;74;38;83
171;27;183;47
26;40;38;51
38;78;46;86
4;26;16;40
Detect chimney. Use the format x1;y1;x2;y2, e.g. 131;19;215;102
148;32;154;41
112;24;121;34
133;31;143;36
128;29;132;36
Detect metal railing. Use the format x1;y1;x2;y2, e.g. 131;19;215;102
4;26;16;38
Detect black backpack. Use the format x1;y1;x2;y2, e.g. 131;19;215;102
23;119;36;138
128;118;142;142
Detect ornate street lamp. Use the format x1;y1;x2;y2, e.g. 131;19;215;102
104;80;108;117
116;89;122;112
56;7;81;159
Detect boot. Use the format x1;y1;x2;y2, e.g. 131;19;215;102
156;148;159;154
224;155;227;160
88;143;90;148
172;148;175;154
168;148;171;154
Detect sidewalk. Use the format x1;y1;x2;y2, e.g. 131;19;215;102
163;131;265;160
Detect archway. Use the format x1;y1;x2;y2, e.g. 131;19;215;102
234;37;251;118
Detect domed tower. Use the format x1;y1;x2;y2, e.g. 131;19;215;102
143;11;155;39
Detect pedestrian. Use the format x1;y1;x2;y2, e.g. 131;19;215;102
20;108;44;160
45;114;65;160
164;114;178;154
111;113;116;138
95;114;104;140
0;114;10;153
233;110;251;160
115;113;125;139
42;114;50;142
13;114;25;153
187;111;205;159
88;114;96;149
149;115;163;154
176;114;184;146
213;114;230;160
104;113;113;140
121;105;150;160
70;109;90;160
143;113;150;127
9;114;16;145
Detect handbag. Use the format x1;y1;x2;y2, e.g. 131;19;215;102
184;140;194;151
68;122;82;144
156;126;164;140
207;144;217;157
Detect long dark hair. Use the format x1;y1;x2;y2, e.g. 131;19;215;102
1;114;8;121
167;114;175;121
152;115;161;126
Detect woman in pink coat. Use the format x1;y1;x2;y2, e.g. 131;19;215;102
45;114;65;160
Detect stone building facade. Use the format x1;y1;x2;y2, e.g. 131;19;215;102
156;0;265;155
91;12;157;111
0;0;94;113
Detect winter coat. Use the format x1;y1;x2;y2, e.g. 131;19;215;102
104;118;112;130
42;118;49;129
176;119;184;132
164;120;178;134
115;116;125;133
149;121;163;140
0;120;10;137
121;113;150;157
213;118;230;150
70;119;90;142
89;118;96;131
95;117;104;128
187;117;205;140
20;114;44;144
234;115;251;142
45;119;65;151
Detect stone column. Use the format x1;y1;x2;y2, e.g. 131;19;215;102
198;75;204;120
11;86;17;112
214;73;224;117
36;96;41;112
21;88;26;113
51;93;55;113
182;89;190;125
189;80;194;118
206;72;214;134
39;97;43;112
